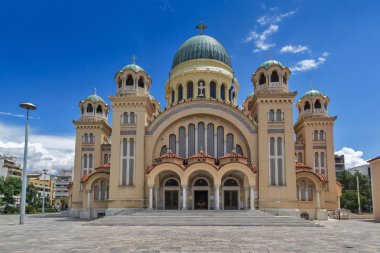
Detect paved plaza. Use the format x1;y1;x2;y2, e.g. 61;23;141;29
0;214;379;253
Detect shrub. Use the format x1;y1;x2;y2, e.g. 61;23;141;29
26;205;37;214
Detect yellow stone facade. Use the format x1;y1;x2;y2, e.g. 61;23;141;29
69;32;342;221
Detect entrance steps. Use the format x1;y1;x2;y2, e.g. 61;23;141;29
87;210;322;227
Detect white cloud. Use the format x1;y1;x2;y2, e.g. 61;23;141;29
257;9;297;26
245;25;279;52
0;111;40;119
290;52;329;72
280;45;309;54
335;147;368;169
0;122;75;175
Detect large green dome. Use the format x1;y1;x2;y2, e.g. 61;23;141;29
172;35;232;69
300;89;324;99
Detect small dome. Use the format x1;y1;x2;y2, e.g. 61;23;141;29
122;63;144;73
260;60;285;69
86;94;105;103
300;89;324;100
172;35;232;69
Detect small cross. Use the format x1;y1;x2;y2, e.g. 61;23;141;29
131;55;137;64
196;21;207;35
94;87;97;95
199;81;205;96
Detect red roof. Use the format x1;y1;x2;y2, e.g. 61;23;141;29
189;152;213;159
81;169;110;182
315;173;328;181
160;153;183;159
295;161;312;170
220;152;245;159
95;163;110;170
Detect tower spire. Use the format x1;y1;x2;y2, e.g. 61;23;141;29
196;21;207;35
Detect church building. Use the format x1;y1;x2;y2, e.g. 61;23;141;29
69;25;342;221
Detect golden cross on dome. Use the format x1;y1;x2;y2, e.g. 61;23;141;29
131;55;137;64
196;21;207;35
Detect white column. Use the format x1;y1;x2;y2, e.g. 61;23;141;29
149;187;153;209
317;190;321;209
182;185;187;210
250;187;254;210
244;188;249;210
195;127;198;153
87;191;91;209
215;185;220;210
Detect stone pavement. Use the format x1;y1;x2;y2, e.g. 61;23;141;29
0;214;379;253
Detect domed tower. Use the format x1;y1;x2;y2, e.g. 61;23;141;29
114;57;152;98
248;59;298;209
108;58;157;210
71;91;112;215
294;89;338;210
165;23;239;106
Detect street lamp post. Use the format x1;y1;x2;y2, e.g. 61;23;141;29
19;102;37;225
355;169;361;215
42;169;48;213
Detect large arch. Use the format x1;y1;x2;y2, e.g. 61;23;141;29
217;163;256;187
84;172;110;192
146;163;184;187
183;163;218;186
296;171;323;191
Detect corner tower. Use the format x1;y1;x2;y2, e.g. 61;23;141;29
294;89;338;210
71;92;111;217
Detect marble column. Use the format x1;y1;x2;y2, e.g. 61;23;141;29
87;191;91;209
149;187;153;209
244;188;249;210
250;187;255;210
182;185;187;210
215;185;220;210
154;188;159;209
317;190;321;209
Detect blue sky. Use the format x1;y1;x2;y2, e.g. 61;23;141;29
0;0;379;172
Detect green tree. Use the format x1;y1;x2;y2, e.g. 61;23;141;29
337;170;372;213
26;183;40;208
0;176;22;205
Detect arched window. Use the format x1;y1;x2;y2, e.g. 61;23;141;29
236;145;243;156
126;75;133;86
271;71;279;82
277;137;283;185
220;84;226;101
276;109;282;121
269;137;275;185
298;106;301;114
130;112;136;124
194;178;208;186
315;152;319;167
94;186;99;201
217;126;224;158
179;126;186;158
224;178;238;186
165;178;179;186
206;123;214;156
118;78;122;88
138;76;144;88
87;104;93;113
104;153;108;164
307;186;313;201
226;133;234;153
188;124;195;157
169;134;176;154
129;138;135;156
89;154;93;169
315;99;322;109
84;133;89;143
319;130;324;140
298;152;303;163
128;139;135;186
301;180;306;201
89;133;94;143
269;110;275;121
160;145;167;156
187;82;193;99
320;152;325;168
198;80;205;96
123;112;128;124
259;73;266;85
121;138;128;186
83;154;88;169
210;81;216;99
314;130;319;140
100;180;105;200
283;73;287;84
81;106;84;114
178;84;183;101
198;122;205;152
171;89;175;104
304;101;311;111
96;105;103;114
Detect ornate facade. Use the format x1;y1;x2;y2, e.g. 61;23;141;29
69;29;342;221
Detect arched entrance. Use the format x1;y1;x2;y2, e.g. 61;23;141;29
163;178;180;210
192;178;210;210
222;178;240;210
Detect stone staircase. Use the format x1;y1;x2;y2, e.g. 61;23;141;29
87;210;322;227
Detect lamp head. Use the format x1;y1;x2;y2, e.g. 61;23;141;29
19;102;37;110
